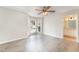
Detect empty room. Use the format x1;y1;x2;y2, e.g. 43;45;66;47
0;6;79;52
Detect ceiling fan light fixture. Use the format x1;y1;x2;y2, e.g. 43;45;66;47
43;12;48;15
35;6;55;15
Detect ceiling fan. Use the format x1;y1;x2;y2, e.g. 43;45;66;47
35;6;55;15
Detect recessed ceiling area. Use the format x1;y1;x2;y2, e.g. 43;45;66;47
1;6;79;17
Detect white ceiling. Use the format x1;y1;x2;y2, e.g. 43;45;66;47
1;6;79;17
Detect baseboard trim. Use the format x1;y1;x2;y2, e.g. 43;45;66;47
44;34;63;39
64;35;76;39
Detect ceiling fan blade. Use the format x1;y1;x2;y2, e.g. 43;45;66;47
42;6;46;11
47;6;51;9
43;6;46;9
47;10;55;12
45;6;51;11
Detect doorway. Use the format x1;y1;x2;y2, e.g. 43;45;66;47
63;15;77;42
29;16;44;35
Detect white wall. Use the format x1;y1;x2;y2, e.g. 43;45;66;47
0;7;28;43
44;14;64;38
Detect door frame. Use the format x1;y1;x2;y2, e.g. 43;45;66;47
28;16;44;34
63;14;78;42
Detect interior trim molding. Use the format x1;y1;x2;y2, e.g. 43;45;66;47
64;35;76;39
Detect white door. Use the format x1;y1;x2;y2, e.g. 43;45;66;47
29;16;43;34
